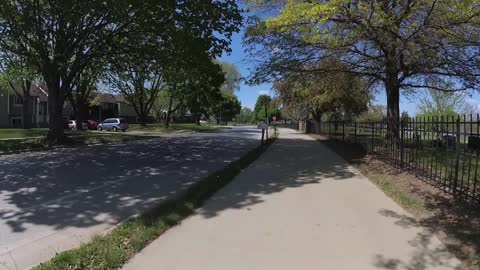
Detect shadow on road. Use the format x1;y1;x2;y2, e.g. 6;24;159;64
0;130;259;235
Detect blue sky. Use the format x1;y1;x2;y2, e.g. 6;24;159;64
219;8;480;115
219;29;272;110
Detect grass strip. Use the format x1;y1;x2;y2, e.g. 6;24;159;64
35;137;276;270
366;174;428;215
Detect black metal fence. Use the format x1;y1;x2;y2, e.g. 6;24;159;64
306;115;480;204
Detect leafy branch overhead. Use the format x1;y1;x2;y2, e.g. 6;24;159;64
244;0;480;138
0;0;242;141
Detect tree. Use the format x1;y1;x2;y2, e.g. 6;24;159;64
253;94;279;122
236;107;255;124
0;0;146;141
280;103;309;122
0;53;37;128
218;61;242;95
213;93;242;124
178;56;226;125
273;60;369;123
254;94;271;122
107;50;166;126
0;0;242;142
418;89;466;117
68;63;104;129
245;0;480;140
357;105;387;122
162;33;224;128
401;111;411;121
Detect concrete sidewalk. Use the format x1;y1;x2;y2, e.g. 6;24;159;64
122;129;463;270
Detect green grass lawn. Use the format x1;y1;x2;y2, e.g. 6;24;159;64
0;123;221;154
0;128;49;139
0;123;220;140
129;123;221;133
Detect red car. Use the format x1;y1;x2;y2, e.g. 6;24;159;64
86;120;98;130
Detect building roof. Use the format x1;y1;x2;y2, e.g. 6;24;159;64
2;82;129;105
91;93;127;104
31;83;48;102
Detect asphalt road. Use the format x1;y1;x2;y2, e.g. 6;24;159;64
0;126;261;270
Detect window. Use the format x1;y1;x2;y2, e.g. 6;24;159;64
13;95;23;105
120;119;127;124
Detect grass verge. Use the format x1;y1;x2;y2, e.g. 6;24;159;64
0;128;49;139
34;137;275;270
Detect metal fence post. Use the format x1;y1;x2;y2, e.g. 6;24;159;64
454;117;461;193
400;119;405;168
371;122;375;153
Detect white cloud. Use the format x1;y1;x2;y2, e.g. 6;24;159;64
258;90;269;95
465;98;480;114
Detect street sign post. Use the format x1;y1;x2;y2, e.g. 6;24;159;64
257;123;268;129
257;123;268;144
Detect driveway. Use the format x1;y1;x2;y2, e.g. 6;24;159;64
0;126;261;270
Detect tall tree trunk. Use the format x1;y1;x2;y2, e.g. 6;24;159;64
75;101;89;130
194;113;200;125
46;78;66;143
22;95;33;129
311;109;323;133
165;95;173;128
139;112;148;126
385;73;400;144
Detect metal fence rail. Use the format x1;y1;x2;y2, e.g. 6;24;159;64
305;115;480;204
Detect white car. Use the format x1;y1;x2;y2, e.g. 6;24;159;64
68;120;87;130
199;120;208;124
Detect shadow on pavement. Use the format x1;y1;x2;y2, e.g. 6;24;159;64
375;209;464;270
197;132;357;218
0;129;259;235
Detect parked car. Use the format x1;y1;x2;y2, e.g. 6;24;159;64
86;120;98;130
97;118;129;132
68;120;87;130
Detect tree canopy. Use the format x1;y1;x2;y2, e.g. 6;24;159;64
0;0;242;141
244;0;480;138
273;59;369;122
236;107;256;124
218;61;242;95
253;94;280;122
